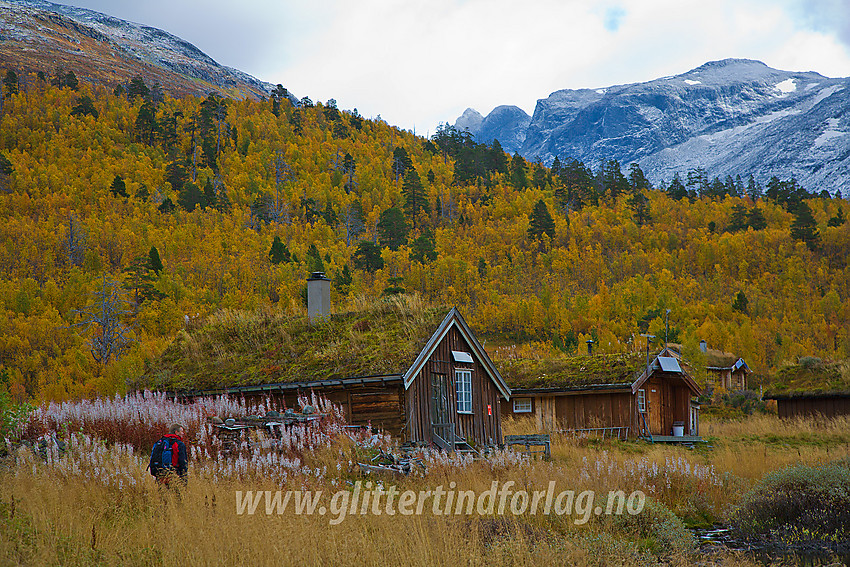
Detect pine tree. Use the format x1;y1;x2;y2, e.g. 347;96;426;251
377;207;408;250
827;206;846;227
333;264;353;294
409;229;437;264
627;163;650;193
789;201;821;251
110;175;128;198
148;246;163;275
70;96;98;119
728;203;750;232
732;291;749;314
510;153;528;189
352;241;384;272
748;206;767;231
268;236;290;264
627;191;651;227
528;199;555;240
402;168;429;229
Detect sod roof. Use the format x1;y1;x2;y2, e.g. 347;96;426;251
764;359;850;398
496;352;648;391
137;297;450;392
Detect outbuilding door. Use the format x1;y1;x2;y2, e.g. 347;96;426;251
648;385;662;435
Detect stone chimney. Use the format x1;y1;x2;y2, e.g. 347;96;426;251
699;339;707;353
307;272;330;324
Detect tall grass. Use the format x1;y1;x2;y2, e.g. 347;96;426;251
5;398;848;566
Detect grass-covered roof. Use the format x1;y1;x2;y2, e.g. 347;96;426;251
137;296;449;392
496;352;647;391
764;359;850;398
705;348;739;368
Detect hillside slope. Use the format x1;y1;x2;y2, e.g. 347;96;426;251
0;69;847;401
0;0;272;99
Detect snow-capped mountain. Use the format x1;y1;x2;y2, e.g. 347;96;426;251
0;0;275;99
459;59;850;194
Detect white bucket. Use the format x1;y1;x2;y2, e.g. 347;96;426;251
672;424;684;437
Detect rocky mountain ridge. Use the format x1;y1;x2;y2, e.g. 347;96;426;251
458;59;850;194
0;0;274;99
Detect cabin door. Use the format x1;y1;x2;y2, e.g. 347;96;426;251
648;386;662;435
430;373;454;449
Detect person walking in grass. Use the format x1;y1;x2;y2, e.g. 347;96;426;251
148;423;188;487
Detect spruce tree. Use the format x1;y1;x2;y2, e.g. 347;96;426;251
110;175;128;198
377;207;408;250
627;191;652;227
789;201;821;251
402;168;429;228
528;199;555;240
352;241;384;272
268;236;290;264
748;206;767;230
148;246;163;275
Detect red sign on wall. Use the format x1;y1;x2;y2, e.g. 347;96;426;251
487;404;492;416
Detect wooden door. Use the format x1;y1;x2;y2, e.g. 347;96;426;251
431;373;450;426
648;385;662;435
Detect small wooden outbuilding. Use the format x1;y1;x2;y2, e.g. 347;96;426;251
704;348;751;391
763;359;850;418
500;347;702;441
144;300;510;450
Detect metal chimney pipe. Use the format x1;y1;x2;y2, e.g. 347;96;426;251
307;272;330;324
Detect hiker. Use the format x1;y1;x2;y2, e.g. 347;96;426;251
148;423;188;487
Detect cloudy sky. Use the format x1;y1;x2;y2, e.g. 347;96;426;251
57;0;850;135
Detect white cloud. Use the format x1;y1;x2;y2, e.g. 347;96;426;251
55;0;850;133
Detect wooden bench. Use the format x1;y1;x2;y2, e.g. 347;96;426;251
504;434;551;459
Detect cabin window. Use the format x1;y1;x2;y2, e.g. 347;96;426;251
456;370;472;413
637;389;647;413
513;398;532;413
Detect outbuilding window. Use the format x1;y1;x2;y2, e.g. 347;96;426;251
513;398;532;413
456;370;472;413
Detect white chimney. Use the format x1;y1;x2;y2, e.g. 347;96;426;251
307;272;331;324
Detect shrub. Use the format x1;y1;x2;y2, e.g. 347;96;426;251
730;460;850;552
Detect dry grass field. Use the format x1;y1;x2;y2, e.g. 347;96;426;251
2;398;849;566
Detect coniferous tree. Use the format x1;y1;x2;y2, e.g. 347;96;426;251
732;291;749;314
728;203;750;232
377;207;408;250
789;201;821;251
627;191;651;227
748;206;767;230
110;175;128;198
352;241;384;272
402;168;429;228
127;76;149;101
392;147;412;183
177;182;204;211
627;163;650;193
135;99;156;145
306;243;324;273
409;229;437;264
3;70;18;95
510;153;528;189
158;197;176;213
268;236;290;264
333;264;353;294
528;199;555;240
148;246;163;275
827;206;846;227
667;173;688;200
70;95;98;119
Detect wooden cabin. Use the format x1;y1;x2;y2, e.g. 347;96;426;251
500;347;702;441
704;348;750;391
142;298;509;450
764;359;850;418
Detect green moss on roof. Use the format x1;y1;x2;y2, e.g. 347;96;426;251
765;359;850;398
497;352;647;390
137;297;449;392
704;349;737;368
